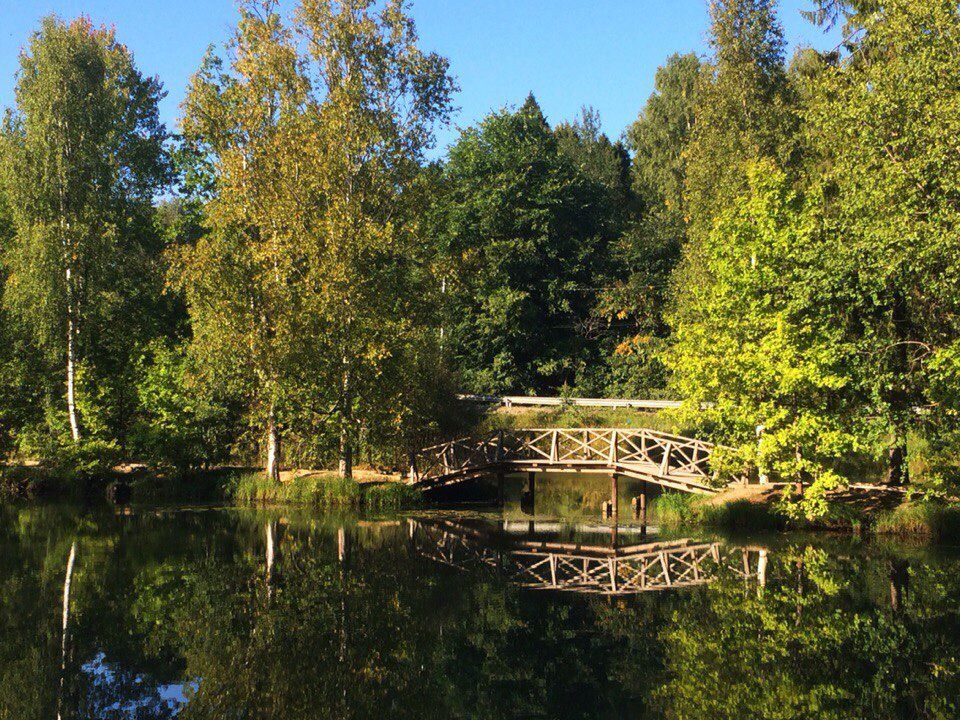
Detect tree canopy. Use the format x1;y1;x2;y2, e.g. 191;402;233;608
2;1;960;504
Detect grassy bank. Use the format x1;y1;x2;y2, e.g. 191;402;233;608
875;502;960;543
2;462;423;511
654;486;960;541
478;405;679;434
226;472;422;511
653;491;787;532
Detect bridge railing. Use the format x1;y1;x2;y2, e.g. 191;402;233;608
410;427;722;487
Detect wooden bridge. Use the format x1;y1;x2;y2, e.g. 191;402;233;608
409;519;761;595
409;427;730;495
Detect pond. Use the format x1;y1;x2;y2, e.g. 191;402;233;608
2;499;960;720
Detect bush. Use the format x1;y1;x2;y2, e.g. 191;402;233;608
0;465;56;498
50;438;122;481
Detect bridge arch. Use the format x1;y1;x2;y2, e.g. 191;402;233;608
409;427;732;494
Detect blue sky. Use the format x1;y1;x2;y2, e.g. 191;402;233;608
1;1;842;154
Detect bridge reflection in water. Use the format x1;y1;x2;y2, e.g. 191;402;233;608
409;518;765;596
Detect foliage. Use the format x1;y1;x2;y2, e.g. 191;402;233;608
434;96;623;395
0;15;170;446
805;0;960;490
178;0;455;480
682;0;798;246
129;340;241;470
47;438;124;481
598;53;703;394
667;164;876;515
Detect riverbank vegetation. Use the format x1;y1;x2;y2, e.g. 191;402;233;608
227;472;421;510
2;0;960;521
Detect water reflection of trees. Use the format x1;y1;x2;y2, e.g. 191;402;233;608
647;546;960;719
1;507;959;719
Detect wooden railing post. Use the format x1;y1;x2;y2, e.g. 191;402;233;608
550;430;558;462
660;441;673;476
608;429;618;464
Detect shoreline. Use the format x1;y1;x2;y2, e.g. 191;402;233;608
5;463;960;543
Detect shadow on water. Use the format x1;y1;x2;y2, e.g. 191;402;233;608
2;500;960;719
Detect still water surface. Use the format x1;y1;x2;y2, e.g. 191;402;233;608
2;501;960;719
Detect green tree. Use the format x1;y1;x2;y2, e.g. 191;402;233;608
178;1;314;481
294;0;455;477
180;0;454;479
554;107;631;211
435;96;618;394
666;164;873;514
806;0;960;487
682;0;797;246
0;16;169;446
598;53;702;394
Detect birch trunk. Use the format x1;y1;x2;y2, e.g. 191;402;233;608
265;404;280;482
338;362;353;479
66;272;80;443
57;541;77;720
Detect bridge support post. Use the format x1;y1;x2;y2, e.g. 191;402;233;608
609;473;619;547
632;481;648;537
521;472;536;515
496;470;505;507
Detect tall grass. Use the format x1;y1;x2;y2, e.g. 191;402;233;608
227;472;421;510
875;502;960;542
653;491;786;531
653;492;696;527
363;482;423;510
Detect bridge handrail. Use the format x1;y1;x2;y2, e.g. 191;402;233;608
417;427;730;453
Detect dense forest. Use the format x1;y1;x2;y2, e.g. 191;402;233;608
1;0;958;514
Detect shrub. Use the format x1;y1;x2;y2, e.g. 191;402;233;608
51;438;122;481
653;492;696;527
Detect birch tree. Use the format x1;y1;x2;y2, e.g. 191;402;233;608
0;16;168;443
179;1;311;481
179;0;453;479
295;0;454;477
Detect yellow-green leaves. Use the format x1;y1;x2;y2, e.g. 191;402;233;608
178;0;454;469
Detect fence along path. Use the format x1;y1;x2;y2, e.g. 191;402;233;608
409;427;730;495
